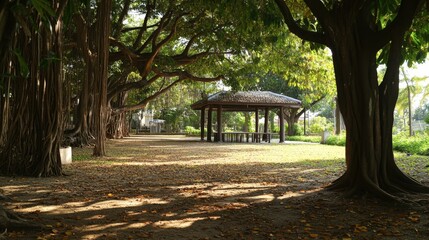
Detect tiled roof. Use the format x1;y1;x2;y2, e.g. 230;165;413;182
191;91;301;109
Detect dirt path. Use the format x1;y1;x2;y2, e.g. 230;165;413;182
1;135;429;239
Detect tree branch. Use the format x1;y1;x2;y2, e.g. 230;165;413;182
139;12;185;77
108;74;160;103
109;37;139;62
133;0;155;49
112;0;131;38
275;0;328;46
121;24;157;33
172;51;222;66
182;32;204;57
113;78;184;113
295;96;326;119
115;70;222;113
152;67;223;82
374;0;423;50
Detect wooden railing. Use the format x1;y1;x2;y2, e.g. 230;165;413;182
220;132;272;143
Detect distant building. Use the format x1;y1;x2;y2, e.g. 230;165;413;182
412;120;428;132
149;119;165;133
132;109;154;130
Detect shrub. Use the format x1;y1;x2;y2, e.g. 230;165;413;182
185;126;200;136
392;133;429;156
286;124;304;136
308;116;333;134
286;135;321;143
324;134;346;146
320;132;429;156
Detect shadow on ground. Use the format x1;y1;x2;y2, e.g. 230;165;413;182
1;135;429;239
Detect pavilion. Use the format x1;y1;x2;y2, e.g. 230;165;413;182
191;91;302;143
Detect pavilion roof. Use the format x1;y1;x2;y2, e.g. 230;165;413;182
191;91;302;110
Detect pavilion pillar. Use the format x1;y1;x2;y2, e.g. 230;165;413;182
255;108;259;132
200;107;205;141
216;105;222;142
279;106;285;143
263;107;269;142
207;106;212;142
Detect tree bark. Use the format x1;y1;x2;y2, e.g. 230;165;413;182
325;2;429;199
284;108;298;136
406;81;413;136
0;0;67;177
92;0;112;156
275;0;429;200
334;97;341;135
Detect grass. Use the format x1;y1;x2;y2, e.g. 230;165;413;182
71;136;428;181
288;132;429;156
285;135;321;143
73;139;344;164
324;134;346;146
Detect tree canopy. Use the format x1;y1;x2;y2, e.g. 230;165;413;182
1;0;429;203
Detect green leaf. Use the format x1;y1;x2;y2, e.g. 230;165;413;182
40;51;60;69
12;50;29;78
30;0;56;18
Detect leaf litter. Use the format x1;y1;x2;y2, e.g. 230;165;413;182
0;135;428;239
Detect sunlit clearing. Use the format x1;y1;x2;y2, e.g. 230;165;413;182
277;191;303;200
153;217;206;229
18;197;170;216
109;156;134;160
83;223;127;232
242;193;275;203
174;183;278;200
277;188;322;200
301;168;323;173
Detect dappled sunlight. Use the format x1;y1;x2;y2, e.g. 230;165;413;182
2;135;428;239
240;193;276;203
86;199;148;210
153;217;206;229
173;182;279;200
277;191;304;200
81;222;129;233
0;183;33;192
108;156;134;160
301;168;325;173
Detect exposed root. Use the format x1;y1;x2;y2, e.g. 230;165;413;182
0;204;46;232
0;194;9;201
0;229;6;240
327;171;429;206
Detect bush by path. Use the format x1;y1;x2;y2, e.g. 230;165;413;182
289;133;429;156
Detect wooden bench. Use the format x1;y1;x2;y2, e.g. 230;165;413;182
221;132;272;143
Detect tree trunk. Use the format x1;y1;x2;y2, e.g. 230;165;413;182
284;108;298;136
327;12;429;200
335;97;341;135
407;83;413;136
1;204;45;231
107;91;129;139
92;0;112;156
269;112;275;133
107;112;130;139
0;1;67;177
274;0;429;201
243;112;250;132
64;61;95;146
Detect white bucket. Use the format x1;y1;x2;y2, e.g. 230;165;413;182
60;146;72;164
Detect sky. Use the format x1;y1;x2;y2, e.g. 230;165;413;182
401;60;429;108
404;61;429;78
